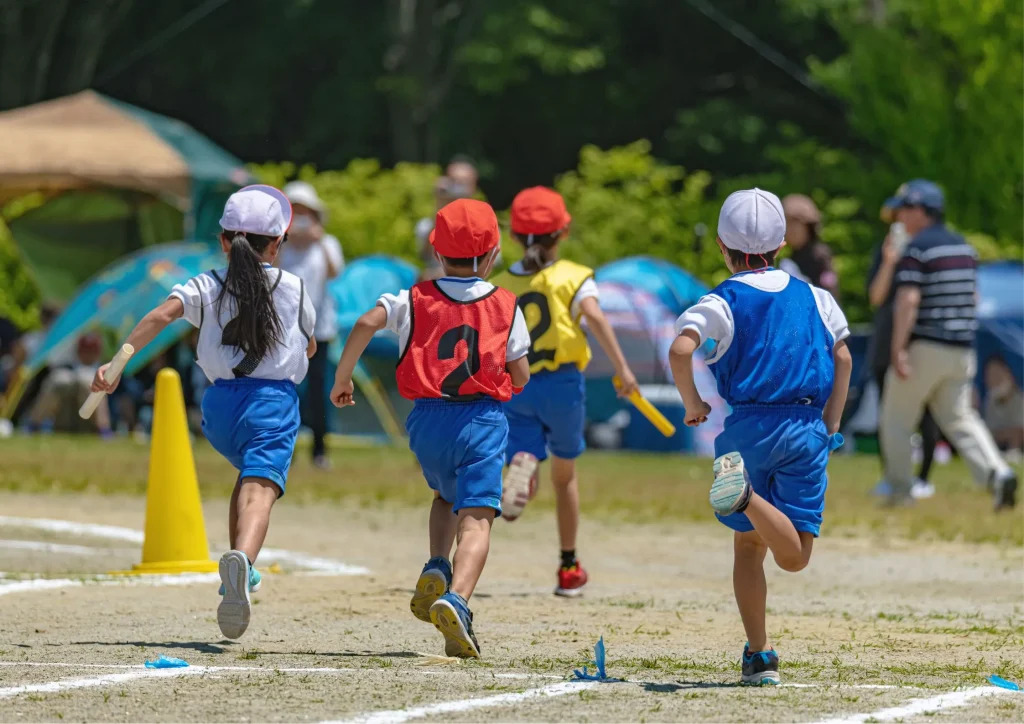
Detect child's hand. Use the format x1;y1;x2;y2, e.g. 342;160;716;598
615;369;639;398
330;378;355;408
684;399;711;427
90;363;121;394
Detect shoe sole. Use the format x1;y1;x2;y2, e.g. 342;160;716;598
711;452;750;515
217;551;251;640
554;584;586;598
410;569;447;623
995;476;1018;511
429;599;480;658
742;671;781;685
502;453;538;522
218;577;260;597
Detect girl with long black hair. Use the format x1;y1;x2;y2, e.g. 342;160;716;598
91;185;316;639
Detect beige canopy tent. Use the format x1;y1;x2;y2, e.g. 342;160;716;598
0;90;250;301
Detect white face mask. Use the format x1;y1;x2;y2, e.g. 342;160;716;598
291;215;315;232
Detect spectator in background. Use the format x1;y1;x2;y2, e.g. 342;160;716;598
866;211;941;500
0;316;19;393
780;194;840;298
879;179;1017;510
415;157;478;281
982;356;1023;457
27;332;111;435
281;181;344;470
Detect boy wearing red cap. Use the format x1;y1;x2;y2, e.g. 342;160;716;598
330;199;531;658
491;187;637;597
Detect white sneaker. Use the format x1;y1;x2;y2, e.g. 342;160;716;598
502;452;538;522
217;550;252;639
910;479;936;500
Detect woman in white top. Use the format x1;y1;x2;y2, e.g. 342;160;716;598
91;185;315;641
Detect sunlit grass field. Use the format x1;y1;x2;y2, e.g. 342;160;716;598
0;435;1019;546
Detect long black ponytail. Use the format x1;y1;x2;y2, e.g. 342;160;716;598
217;231;284;361
515;231;562;273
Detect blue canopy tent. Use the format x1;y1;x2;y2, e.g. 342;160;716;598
2;242;221;419
976;261;1024;394
595;256;709;316
324;255;417;442
583;272;724;455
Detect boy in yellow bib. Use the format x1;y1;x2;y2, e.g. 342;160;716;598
492;187;637;596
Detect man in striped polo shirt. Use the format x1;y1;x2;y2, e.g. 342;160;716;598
880;179;1017;510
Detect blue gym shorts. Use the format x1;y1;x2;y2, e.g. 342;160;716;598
714;405;830;537
503;365;586;463
406;398;507;515
201;378;300;495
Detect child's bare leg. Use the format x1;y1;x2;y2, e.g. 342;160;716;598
734;531;770;651
743;494;814;572
450;507;495;601
232;478;278;563
550;457;579;551
429;494;457;559
228;477;241;550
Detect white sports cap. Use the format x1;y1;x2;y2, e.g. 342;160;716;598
717;187;786;255
283;180;327;222
219;184;292;238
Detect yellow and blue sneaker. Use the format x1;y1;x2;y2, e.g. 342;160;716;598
741;644;780;685
410;556;452;623
429;592;480;658
710;452;753;515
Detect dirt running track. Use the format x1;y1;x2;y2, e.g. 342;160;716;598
0;493;1020;722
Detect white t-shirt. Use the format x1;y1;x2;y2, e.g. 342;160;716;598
675;269;849;363
169;266;316;384
277;234;343;341
378;278;531;362
506;260;600;319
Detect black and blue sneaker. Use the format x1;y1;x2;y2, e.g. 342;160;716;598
410;556;452;623
429;591;481;658
741;644;780;685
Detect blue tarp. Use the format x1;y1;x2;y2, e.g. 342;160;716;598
327;255;417;360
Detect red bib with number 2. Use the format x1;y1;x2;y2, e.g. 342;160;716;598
396;281;518;402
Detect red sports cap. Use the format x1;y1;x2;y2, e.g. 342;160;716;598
429;199;501;258
510;187;571;236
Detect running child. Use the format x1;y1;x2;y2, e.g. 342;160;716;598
490;187;638;597
91;185;315;640
330;198;530;658
669;188;852;684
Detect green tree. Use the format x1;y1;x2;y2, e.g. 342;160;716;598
787;0;1024;242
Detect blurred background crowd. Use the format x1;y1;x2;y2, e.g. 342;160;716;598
0;0;1020;497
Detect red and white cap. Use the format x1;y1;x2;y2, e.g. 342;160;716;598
429;199;501;258
717;188;786;255
510;186;571;236
219;184;293;238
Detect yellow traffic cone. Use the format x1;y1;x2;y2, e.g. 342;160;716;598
115;368;217;574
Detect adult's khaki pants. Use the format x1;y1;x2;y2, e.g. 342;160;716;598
880;340;1010;493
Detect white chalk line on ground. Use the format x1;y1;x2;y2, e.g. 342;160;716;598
0;573;220;598
325;681;598;724
0;516;369;575
0;662;558;681
0;539;114;555
813;686;1015;724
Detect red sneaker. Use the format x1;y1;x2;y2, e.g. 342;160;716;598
555;561;588;597
502;452;538;522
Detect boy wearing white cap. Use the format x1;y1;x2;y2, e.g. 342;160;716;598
669;188;852;685
91;185;316;641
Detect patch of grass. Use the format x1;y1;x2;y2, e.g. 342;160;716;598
0;436;1019;545
236;649;262;661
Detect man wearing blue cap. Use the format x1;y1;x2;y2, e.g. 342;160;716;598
880;180;1017;510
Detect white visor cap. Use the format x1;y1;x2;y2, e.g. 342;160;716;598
283;180;327;222
219;184;293;238
717;187;786;255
